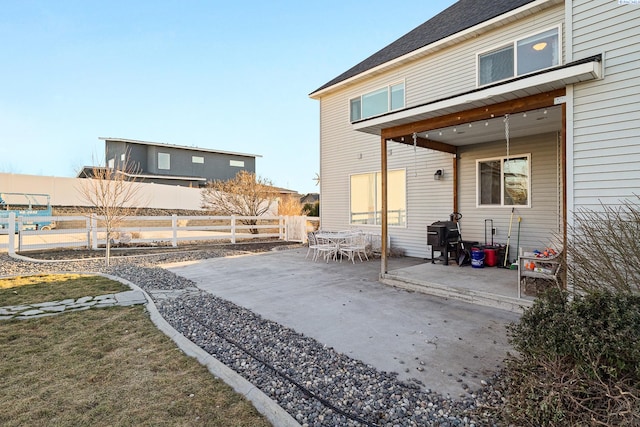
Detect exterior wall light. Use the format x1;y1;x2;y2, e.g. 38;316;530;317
434;169;444;180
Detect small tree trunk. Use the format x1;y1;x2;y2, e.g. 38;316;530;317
249;219;259;235
105;230;111;267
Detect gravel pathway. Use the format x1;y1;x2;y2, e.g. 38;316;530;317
0;250;505;426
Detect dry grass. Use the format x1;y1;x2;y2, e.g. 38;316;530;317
0;274;129;306
0;276;271;427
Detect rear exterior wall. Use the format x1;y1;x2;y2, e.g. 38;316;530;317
318;3;564;258
569;0;640;213
457;132;563;253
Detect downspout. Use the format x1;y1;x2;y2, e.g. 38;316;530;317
561;98;568;290
380;136;388;277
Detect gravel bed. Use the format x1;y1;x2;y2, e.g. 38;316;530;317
0;250;506;426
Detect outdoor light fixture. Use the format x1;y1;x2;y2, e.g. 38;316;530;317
434;169;443;180
533;42;547;51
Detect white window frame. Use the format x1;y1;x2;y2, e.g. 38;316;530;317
349;169;407;227
158;152;170;170
192;155;205;164
230;160;245;167
349;80;405;122
476;154;531;208
476;26;561;87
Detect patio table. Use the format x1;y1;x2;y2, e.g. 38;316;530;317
314;231;355;261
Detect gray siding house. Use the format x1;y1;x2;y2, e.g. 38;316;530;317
310;0;639;273
92;137;260;187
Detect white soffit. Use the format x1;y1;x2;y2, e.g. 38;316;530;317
353;59;602;135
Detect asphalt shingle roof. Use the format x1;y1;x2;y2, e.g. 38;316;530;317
311;0;536;95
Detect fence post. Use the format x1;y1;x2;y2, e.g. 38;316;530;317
171;214;178;247
91;214;98;250
8;213;15;255
284;216;289;241
301;215;308;244
231;215;236;244
281;216;286;241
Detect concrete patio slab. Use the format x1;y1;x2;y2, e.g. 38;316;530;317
164;248;522;398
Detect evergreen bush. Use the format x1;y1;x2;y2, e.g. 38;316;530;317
501;289;640;426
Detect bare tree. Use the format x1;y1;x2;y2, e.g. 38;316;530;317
278;193;306;216
564;195;640;294
77;153;146;266
201;171;278;234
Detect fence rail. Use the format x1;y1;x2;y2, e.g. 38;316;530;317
0;214;320;254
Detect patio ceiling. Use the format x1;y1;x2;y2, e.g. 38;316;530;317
406;105;562;147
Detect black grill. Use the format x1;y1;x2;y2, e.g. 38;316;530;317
428;221;459;265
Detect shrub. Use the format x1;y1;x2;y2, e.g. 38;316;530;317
565;196;640;294
501;289;640;426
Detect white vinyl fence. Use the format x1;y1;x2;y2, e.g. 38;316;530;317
0;214;320;254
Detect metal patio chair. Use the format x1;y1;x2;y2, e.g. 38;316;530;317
338;231;369;263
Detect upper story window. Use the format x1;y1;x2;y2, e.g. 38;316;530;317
230;160;245;167
478;27;560;86
192;156;204;164
158;152;170;170
350;82;405;122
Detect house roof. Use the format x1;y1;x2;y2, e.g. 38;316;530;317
300;193;319;204
310;0;536;96
99;137;262;158
269;185;299;195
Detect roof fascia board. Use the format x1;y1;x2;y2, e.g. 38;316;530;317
118;170;207;181
310;0;558;99
354;59;601;134
100;137;262;158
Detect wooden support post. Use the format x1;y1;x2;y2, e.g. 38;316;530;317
381;136;388;276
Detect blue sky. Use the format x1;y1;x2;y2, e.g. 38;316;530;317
0;1;456;194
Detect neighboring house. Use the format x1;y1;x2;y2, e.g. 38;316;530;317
78;137;261;187
310;0;639;271
300;193;320;205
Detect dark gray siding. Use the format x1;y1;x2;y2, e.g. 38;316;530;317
117;142;256;184
104;140;256;186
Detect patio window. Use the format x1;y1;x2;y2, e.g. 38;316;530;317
477;155;530;207
350;169;406;226
478;27;560;86
350;82;405;122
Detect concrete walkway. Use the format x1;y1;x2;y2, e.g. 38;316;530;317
165;248;522;398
